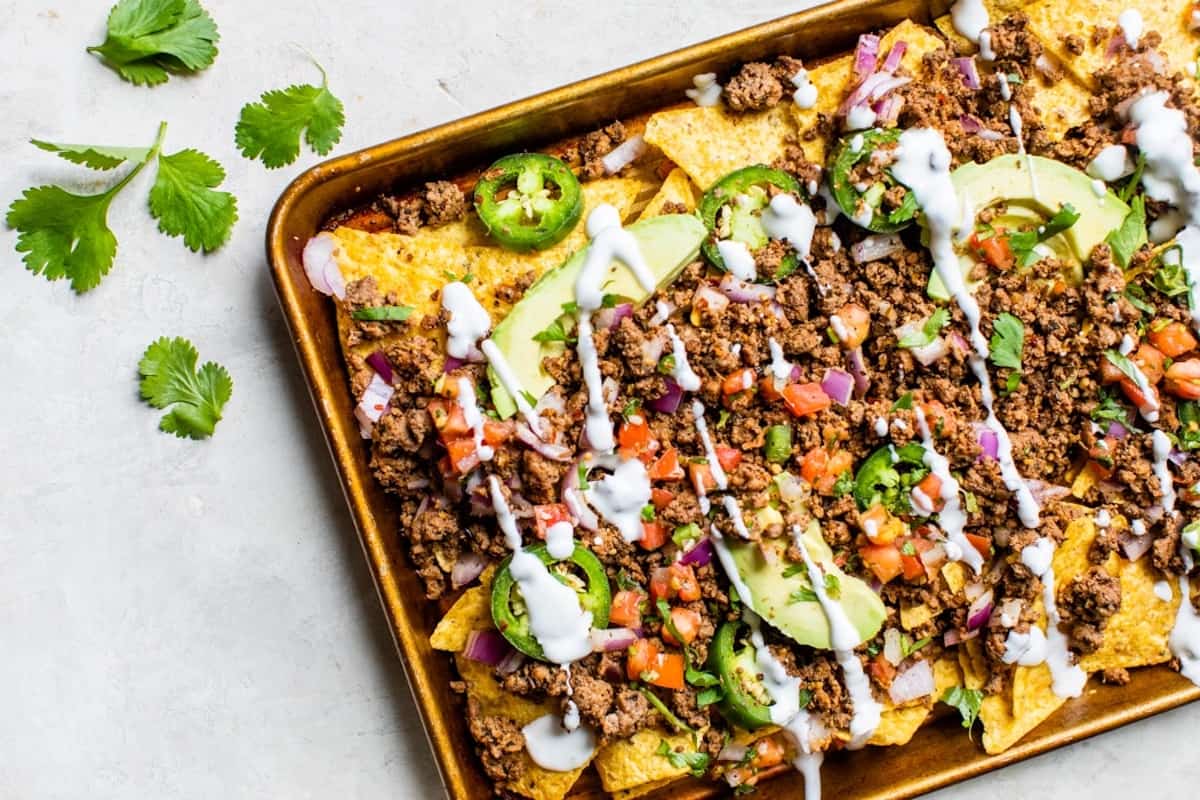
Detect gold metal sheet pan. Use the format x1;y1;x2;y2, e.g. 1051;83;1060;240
265;1;1200;796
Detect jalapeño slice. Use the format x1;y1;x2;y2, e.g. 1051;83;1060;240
490;543;611;660
699;165;804;281
852;442;929;513
709;621;776;730
474;153;584;252
827;128;918;234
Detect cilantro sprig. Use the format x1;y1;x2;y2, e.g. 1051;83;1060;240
941;686;984;739
655;739;710;777
1106;195;1147;270
7;122;238;293
138;336;233;439
897;308;950;349
88;0;219;86
1006;203;1079;267
989;312;1024;392
236;57;345;168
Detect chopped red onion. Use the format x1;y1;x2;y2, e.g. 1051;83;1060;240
853;33;880;80
960;114;983;134
452;551;488;589
301;233;347;299
1169;448;1189;467
355;373;395;438
1026;479;1070;505
640;335;667;365
365;351;394;385
646;378;684;414
601;134;646;174
516;422;573;461
1106;421;1129;440
851;233;904;263
964;580;987;603
412;495;430;525
846;347;871;398
943;627;979;646
880;41;907;73
978;129;1004;142
1119;529;1152;561
563;457;599;530
535;390;566;416
873;94;904;125
1105;31;1125;58
1146;504;1165;524
967;589;994;630
888;658;935;705
443;355;466;373
595;302;633;331
590;627;642;653
821;368;855;406
919;541;947;568
679;537;715;567
497;648;526;675
464;629;517;666
718;273;777;303
977;429;999;461
692;284;730;318
841;71;911;114
952;56;981;90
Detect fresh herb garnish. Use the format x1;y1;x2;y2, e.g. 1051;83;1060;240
621;398;642;419
900;540;917;556
696;685;725;707
781;563;806;579
639;687;694;733
352;305;414;322
236;58;345;168
886;191;919;226
532;317;576;344
897;308;950;349
641;505;657;522
941;686;984;739
1178;401;1200;451
1091;388;1130;425
989;313;1024;390
1106;195;1147;269
655;740;710;777
442;269;475;284
1118;154;1146;204
88;0;219;86
1123;285;1156;315
789;585;818;603
1104;350;1143;385
832;470;855;498
137;336;232;439
824;573;841;599
716;409;732;429
1152;249;1190;298
615;569;639;591
658;354;677;375
149;148;239;252
1007;204;1079;267
892;392;914;411
901;634;932;657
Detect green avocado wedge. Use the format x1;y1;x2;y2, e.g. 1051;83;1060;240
488;213;706;418
926;154;1129;300
726;521;886;650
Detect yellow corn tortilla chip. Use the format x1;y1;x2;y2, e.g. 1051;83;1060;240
900;601;935;630
1028;72;1094;140
1023;0;1198;88
958;637;989;690
644;104;796;191
868;700;933;746
933;14;973;52
613;776;681;800
594;727;702;792
456;655;589;800
791;20;948;163
941;561;967;594
934;654;962;696
637;168;702;220
430;570;496;651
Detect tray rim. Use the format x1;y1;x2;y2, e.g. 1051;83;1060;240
265;2;1200;797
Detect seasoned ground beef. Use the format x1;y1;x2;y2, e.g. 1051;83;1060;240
1058;566;1122;654
574;121;626;179
467;698;527;787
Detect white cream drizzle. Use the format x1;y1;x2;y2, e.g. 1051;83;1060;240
722;495;752;539
791;68;819;109
950;0;990;49
481;339;544;435
1117;8;1144;49
442;281;492;359
666;323;701;392
522;714;596;771
1155;580;1174;602
686;73;722;107
692;399;729;492
1017;537;1087;698
583;458;652;543
716;238;757;282
1087;144;1133;182
761;194;818;261
914;405;982;572
768;337;793;388
455;377;494;462
545;520;576;560
1001;626;1048;666
1150;427;1200;685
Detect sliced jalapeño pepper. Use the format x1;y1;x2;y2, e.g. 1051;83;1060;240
490;543;611;660
852;442;928;512
699;165;805;281
709;621;775;730
827;127;918;233
474;153;583;252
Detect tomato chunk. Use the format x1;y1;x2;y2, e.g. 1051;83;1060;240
648;447;685;481
859;542;903;583
722;368;756;396
662;607;701;647
1150;321;1198;359
715;446;743;473
639;520;667;551
610;590;644;628
533;503;571;539
782;382;831;418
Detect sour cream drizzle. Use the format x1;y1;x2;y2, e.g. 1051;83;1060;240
914;406;982;572
481;339;544;435
891;128;1041;529
666;323;701;391
584;457;652;543
1017;537;1087;697
442;281;491;359
768;337;793;388
692;399;729;515
761;194;818;261
950;0;990;49
1150;428;1200;684
522;713;596;772
455;377;494;463
717;238;758;281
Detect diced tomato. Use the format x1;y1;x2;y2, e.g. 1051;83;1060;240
649;651;686;690
639;521;668;551
649;567;671;603
533;504;571;540
618;414;659;461
859;542;903;583
920;399;955;438
751;737;787;768
715;446;743;473
437;403;471;438
650;488;675;508
663;607;701;647
815;451;853;495
833;303;871;350
965;533;992;561
667;562;701;602
1166;359;1200;400
759;375;785;402
722;368;756;396
899;538;929;581
1150;321;1198;358
970;232;1013;270
689;462;716;495
800;448;830;485
446;437;480;474
1135;344;1165;384
610;590;644;628
913;473;945;513
648;447;685;481
626;639;659;681
1119;378;1158;411
482;419;513;447
782;382;831;418
860;504;897;545
868;653;897;687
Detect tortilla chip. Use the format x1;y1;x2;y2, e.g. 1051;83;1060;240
594;727;701;792
331;176;654;332
933;14;973;52
941;561;967;594
1023;0;1198;87
934;654;962;696
1027;73;1094;141
456;655;589;800
791;20;948;163
637;168;702;220
900;601;935;630
643;104;796;191
868;700;933;746
613;776;681;800
958;637;989;690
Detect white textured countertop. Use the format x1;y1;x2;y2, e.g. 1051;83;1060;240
0;1;1193;798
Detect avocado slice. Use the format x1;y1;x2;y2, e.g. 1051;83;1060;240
926;154;1130;300
488;213;706;418
727;521;886;650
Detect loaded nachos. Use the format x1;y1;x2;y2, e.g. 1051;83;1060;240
300;0;1200;796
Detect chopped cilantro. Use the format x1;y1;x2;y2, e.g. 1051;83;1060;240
886;191;918;226
831;470;855;498
352;305;414;322
1123;285;1156;315
696;685;725;707
900;540;916;556
1178;401;1200;451
717;409;732;429
577;463;590;490
137;336;232;439
615;569;639;591
892;392;914;411
641;505;657;522
1091;388;1130;425
1007;204;1079;267
532;317;575;344
1118;154;1146;204
897;308;950;349
989;312;1024;377
639;687;693;734
1106;195;1147;270
1152;249;1190;298
781;563;806;579
941;686;984;739
1104;350;1143;385
798;688;813;709
789;584;818;603
622;398;642;419
235;58;345;168
658;354;677;375
685;664;720;688
601;293;621;308
824;573;841;599
901;634;932;657
560;300;579;314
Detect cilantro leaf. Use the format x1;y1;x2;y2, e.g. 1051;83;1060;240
989;312;1024;371
1118;154;1146;204
824;573;841;599
1123;285;1156;315
30;139;151;170
789;585;818;603
88;0;219;86
655;740;710;777
941;686;984;738
532;317;575;344
1106;195;1147;269
897;308;950;349
352;305;414;322
1104;350;1143;385
236;61;345;168
685;664;720;688
1178;401;1200;451
639;687;693;734
696;685;724;707
149;148;237;253
1152;248;1189;298
891;392;914;411
137;336;232;439
901;634;932;657
1091;389;1129;425
1007;204;1079;267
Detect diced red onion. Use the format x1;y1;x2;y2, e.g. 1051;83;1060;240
601;134;646;174
563;457;599;530
1119;529;1152;561
718;742;749;762
846;347;871;398
1105;31;1125;58
535;390;566;416
967;589;994;630
452;551;488;589
943;628;979;646
881;41;907;73
646;378;684;414
301;232;347;299
355;373;395;438
497;648;526;675
602;377;619;405
1170;448;1189;467
640;335;667;365
840;71;911;115
590;627;642;652
853;33;880;80
1114;94;1140;120
977;429;999;461
883;628;903;666
443;355;466;373
412;495;430;524
821;368;855;406
888;658;935;705
960;114;983;134
680;537;715;567
775;472;808;509
1146;504;1165;524
516;422;573;461
873;94;904;125
895;322;949;366
851;233;904;263
595;302;634;331
978;129;1004;142
949;331;970;354
464;629;517;666
718;273;776;304
1106;421;1129;440
1027;479;1070;505
464;344;486;363
952;56;981;90
365;351;394;385
964;580;987;603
